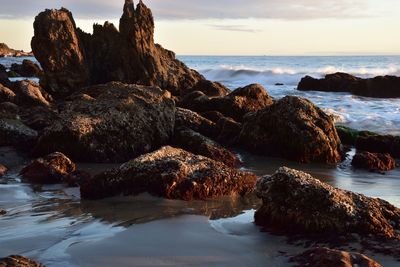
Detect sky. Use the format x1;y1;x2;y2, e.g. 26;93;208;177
0;0;399;55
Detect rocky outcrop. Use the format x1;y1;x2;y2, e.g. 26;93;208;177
33;82;175;163
0;118;38;150
356;134;400;158
298;72;400;98
0;164;7;177
255;167;400;239
20;152;76;184
0;43;32;57
352;152;396;172
173;127;240;167
291;248;382;267
10;60;42;77
238;96;342;164
179;84;273;122
80;146;257;200
335;126;377;146
31;1;207;98
0;255;44;267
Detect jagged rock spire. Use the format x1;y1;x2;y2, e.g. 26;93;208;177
119;0;136;40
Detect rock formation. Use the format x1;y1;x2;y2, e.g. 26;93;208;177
0;43;32;57
291;248;382;267
356;134;400;158
238;96;342;164
352;151;396;172
0;255;44;267
31;0;222;98
10;60;42;77
298;72;400;98
80;146;257;200
255;167;400;239
20;152;76;184
33;82;175;163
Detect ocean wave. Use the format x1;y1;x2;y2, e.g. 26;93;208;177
200;65;400;86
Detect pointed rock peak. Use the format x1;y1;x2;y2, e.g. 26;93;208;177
123;0;135;15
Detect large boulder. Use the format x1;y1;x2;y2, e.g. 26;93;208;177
12;80;53;107
173;127;240;167
291;248;382;267
298;72;400;98
175;107;218;139
31;1;206;98
80;146;257;200
10;60;42;77
20;152;76;184
356;134;400;158
0;118;38;150
0;164;7;177
0;84;16;103
352;152;396;172
33;82;175;163
255;167;400;239
238;96;342;164
179;84;273;122
0;255;44;267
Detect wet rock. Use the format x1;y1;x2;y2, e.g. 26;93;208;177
0;84;16;103
356;134;400;158
298;72;400;98
33;82;175;163
20;152;76;184
65;170;92;187
180;84;273;122
0;118;38;150
336;125;377;146
31;1;204;98
239;96;342;164
0;209;5;215
81;146;257;200
173;127;240;167
175;107;217;139
12;80;53;107
255;167;400;239
352;152;396;172
10;60;42;77
0;164;7;176
0;255;44;267
291;247;382;267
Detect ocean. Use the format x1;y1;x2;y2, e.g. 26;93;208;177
1;55;400;266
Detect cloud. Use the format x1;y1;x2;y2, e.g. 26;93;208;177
208;25;261;33
0;0;370;20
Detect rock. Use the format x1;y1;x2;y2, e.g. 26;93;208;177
12;80;53;107
19;105;59;131
10;60;42;77
33;82;175;163
175;107;218;139
0;118;38;150
189;80;230;97
298;72;400;98
0;255;44;267
336;125;377;146
0;209;5;215
216;117;242;145
200;111;226;123
173;127;240;167
20;152;76;184
255;167;400;239
179;84;274;122
352;152;396;172
0;84;16;103
31;1;206;98
0;43;32;57
0;64;11;87
65;170;92;187
356;134;400;158
239;96;342;164
290;247;382;267
0;164;8;176
80;146;257;200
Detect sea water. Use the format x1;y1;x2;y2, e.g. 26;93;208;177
1;56;400;266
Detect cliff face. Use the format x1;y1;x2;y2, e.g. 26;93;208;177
31;0;205;98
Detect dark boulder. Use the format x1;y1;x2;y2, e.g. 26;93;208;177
173;127;240;167
216;117;242;145
0;255;44;267
189;80;230;97
255;167;400;239
352;152;396;172
336;125;377;146
239;96;342;164
80;146;257;200
0;118;38;150
0;84;16;103
10;60;42;77
12;80;53;107
291;247;382;267
0;164;7;177
31;1;205;98
33;82;175;163
356;134;400;158
0;64;11;88
298;72;400;98
175;107;218;139
20;152;76;184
